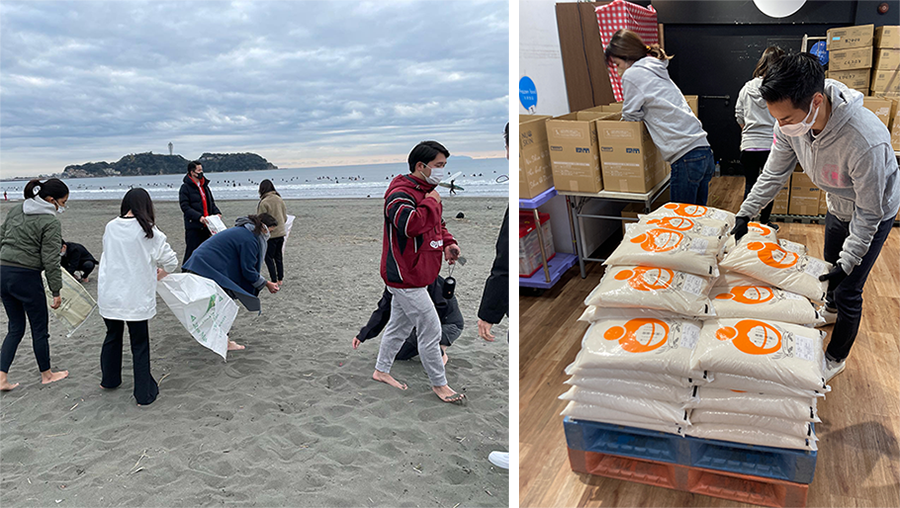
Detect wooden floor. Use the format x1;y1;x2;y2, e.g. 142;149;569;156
519;176;900;507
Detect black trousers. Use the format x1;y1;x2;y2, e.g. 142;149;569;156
101;318;158;405
265;237;285;282
183;227;211;266
78;260;95;279
740;150;775;224
0;266;51;373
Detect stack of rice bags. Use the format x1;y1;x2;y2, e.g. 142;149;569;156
689;221;833;451
560;203;733;436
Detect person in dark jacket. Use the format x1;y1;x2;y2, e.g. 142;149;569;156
477;207;509;341
179;161;222;265
60;240;99;283
181;214;280;351
353;276;463;363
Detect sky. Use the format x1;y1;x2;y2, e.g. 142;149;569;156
0;0;509;178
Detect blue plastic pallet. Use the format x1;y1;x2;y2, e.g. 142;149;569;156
564;417;817;484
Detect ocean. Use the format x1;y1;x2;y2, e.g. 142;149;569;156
1;157;509;201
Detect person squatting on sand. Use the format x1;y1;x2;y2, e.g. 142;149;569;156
257;179;288;288
373;141;464;403
60;239;99;283
353;275;463;364
0;178;70;390
179;160;222;265
97;188;178;406
182;213;280;351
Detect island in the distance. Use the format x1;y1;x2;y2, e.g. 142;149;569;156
62;152;277;178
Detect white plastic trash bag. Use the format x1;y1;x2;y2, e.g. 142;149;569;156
282;214;295;255
157;273;239;360
719;239;831;301
42;269;97;337
206;215;228;235
584;265;714;317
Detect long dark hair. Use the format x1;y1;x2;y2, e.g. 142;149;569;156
246;213;278;235
604;29;672;64
24;178;69;201
753;46;785;78
120;188;156;239
258;179;279;197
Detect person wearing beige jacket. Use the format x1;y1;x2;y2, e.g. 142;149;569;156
257;180;288;287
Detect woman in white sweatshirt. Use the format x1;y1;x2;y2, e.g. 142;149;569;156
97;188;178;405
735;46;784;227
605;29;714;205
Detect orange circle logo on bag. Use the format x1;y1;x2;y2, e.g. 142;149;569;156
749;222;773;236
646;216;696;231
747;241;799;269
663;203;708;217
715;319;782;355
614;266;675;291
604;318;669;353
630;229;684;252
715;286;775;304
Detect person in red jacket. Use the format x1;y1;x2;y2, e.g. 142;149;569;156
373;141;464;403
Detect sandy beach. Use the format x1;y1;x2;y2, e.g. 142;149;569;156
0;196;509;507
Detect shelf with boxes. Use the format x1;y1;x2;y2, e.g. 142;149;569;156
824;24;900;97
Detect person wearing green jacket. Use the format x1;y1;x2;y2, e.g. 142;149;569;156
0;178;71;391
257;180;288;287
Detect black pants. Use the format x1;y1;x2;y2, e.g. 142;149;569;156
0;266;51;373
740;150;775;224
183;227;211;266
101;319;158;405
76;260;95;279
822;212;895;361
395;323;461;361
265;237;285;282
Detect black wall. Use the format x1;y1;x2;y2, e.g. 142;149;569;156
653;0;899;173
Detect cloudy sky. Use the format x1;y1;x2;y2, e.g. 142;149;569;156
0;0;509;178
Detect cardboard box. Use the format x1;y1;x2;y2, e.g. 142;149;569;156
818;191;828;216
863;97;893;127
519;212;555;277
772;176;791;215
830;47;873;71
789;171;821;216
854;87;870;96
871;68;900;93
595;113;669;193
875;26;900;49
874;49;900;70
827;24;874;51
519;115;554;199
545;111;610;193
684;95;699;117
827;68;871;89
891;103;900;150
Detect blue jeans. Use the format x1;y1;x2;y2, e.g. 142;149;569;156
822;212;895;361
670;146;715;205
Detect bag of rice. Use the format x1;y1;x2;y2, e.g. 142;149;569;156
561;401;685;435
563;365;703;388
579;306;693;322
638;214;730;239
689;409;814;438
559;386;690;424
713;270;770;288
710;283;824;326
706;372;828;398
686;423;817;451
687;387;819;422
569;316;705;378
723;222;779;255
719;240;831;301
648;203;736;228
565;375;698;404
779;238;808;255
605;225;722;277
691;318;827;391
584;265;714;317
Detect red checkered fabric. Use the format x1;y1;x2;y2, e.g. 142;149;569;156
596;0;659;102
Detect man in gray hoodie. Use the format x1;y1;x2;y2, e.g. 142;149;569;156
732;53;899;382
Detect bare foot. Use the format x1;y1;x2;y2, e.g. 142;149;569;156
442;352;449;365
277;280;283;288
372;370;407;390
0;380;19;391
81;277;90;283
228;341;245;351
433;384;465;403
40;370;69;385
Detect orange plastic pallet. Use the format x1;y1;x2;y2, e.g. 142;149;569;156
568;447;808;508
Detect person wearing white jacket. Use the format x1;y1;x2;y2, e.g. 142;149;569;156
98;188;178;405
735;46;784;227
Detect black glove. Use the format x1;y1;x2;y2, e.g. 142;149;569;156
730;216;750;242
818;264;849;293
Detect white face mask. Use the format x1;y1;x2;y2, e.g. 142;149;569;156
424;164;444;185
778;98;820;137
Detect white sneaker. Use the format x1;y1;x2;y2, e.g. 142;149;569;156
824;357;846;382
817;307;837;327
488;451;509;470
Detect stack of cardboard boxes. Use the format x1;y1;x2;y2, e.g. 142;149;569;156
827;24;874;95
872;26;900;96
772;165;827;218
